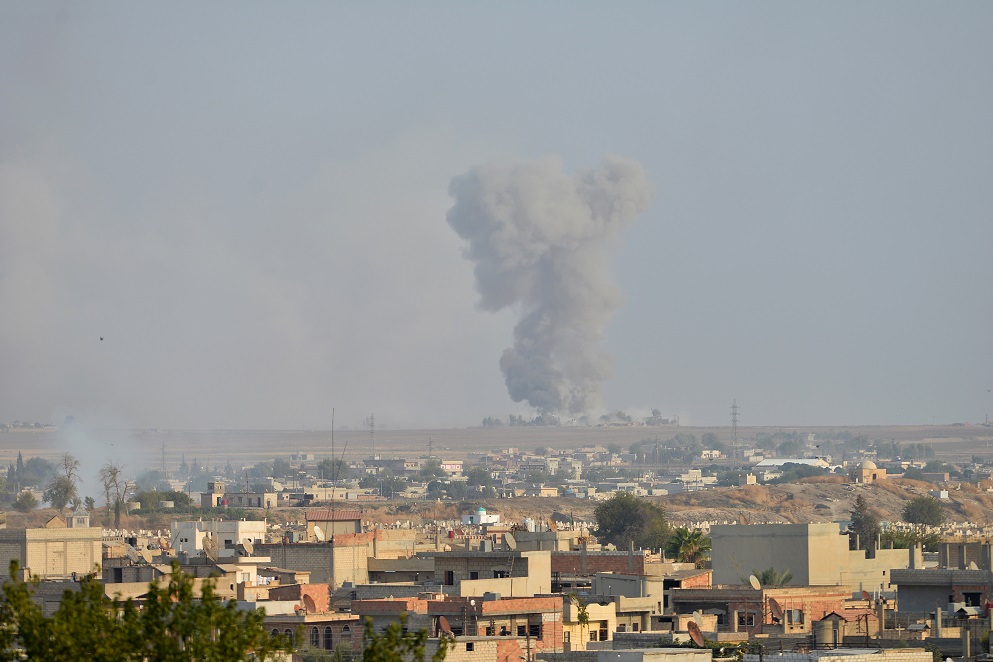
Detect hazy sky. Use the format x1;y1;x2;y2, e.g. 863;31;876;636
2;2;991;431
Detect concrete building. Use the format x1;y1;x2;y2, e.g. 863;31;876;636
710;523;919;593
170;519;266;558
305;509;363;540
670;584;851;635
424;549;552;597
855;460;887;484
0;523;102;580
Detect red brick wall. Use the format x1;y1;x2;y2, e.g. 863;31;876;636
551;552;647;575
267;583;332;613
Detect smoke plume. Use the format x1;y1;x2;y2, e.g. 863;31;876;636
447;155;654;415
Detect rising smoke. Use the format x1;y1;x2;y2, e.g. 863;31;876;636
446;155;654;415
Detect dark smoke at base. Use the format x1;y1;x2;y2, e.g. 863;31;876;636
447;155;654;415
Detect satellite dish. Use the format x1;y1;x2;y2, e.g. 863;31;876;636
140;549;153;564
549;519;558;532
861;590;871;601
749;575;762;590
304;595;317;612
687;620;705;647
438;615;454;638
769;597;784;622
203;534;218;562
693;610;703;626
505;533;517;550
968;561;979;570
125;545;140;564
314;525;325;542
243;538;254;555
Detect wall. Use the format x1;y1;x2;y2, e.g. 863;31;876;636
0;527;103;580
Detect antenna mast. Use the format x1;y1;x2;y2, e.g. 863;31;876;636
731;399;740;469
369;413;376;459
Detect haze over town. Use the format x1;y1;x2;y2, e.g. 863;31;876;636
2;4;992;433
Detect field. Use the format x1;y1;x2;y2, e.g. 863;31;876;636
2;423;991;469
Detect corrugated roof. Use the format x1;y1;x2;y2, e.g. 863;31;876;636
306;509;362;521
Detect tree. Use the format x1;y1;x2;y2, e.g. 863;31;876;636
751;567;793;586
84;496;96;512
568;594;590;641
903;495;946;528
418;460;447;481
43;475;77;512
0;560;292;660
594;492;669;551
361;614;448;662
465;467;494;488
13;491;37;513
665;527;712;567
99;462;127;529
318;458;350;482
850;494;881;553
271;458;293;478
534;447;548;456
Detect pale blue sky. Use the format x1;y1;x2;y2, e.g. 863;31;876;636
2;2;991;429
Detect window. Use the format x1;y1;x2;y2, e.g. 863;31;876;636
271;628;279;637
787;610;804;625
311;627;320;647
617;624;626;632
518;625;526;636
589;630;598;641
324;626;333;650
485;626;495;636
444;571;455;585
284;629;294;644
470;571;479;580
528;624;540;638
342;625;351;636
466;643;474;652
563;631;570;643
632;623;639;632
965;593;982;607
738;613;755;628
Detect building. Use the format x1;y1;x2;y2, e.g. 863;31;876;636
425;549;552;597
710;523;919;593
0;520;102;580
855;460;887;484
305;509;363;540
170;519;266;558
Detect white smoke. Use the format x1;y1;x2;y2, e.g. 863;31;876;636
447;155;654;415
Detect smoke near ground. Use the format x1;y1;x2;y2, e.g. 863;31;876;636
447;156;654;416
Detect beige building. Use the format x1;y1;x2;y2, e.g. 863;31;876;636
710;523;918;593
0;525;103;580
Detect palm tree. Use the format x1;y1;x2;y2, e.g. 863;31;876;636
750;567;793;586
665;527;712;567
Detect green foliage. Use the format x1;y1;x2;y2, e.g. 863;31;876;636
318;458;350;481
594;492;669;550
135;490;195;512
13;491;37;512
665;527;711;567
750;567;793;586
361;614;448;662
568;594;590;634
902;467;927;481
418;460;447;481
850;494;881;552
271;458;293;478
883;528;941;551
0;560;292;661
464;467;493;488
766;463;829;484
902;495;946;527
43;474;77;511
